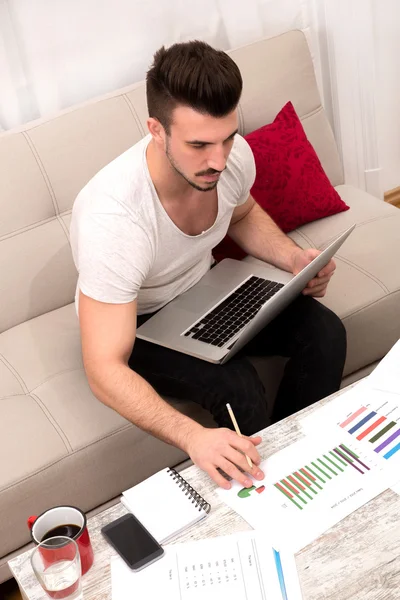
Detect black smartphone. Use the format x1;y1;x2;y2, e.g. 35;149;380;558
101;513;164;571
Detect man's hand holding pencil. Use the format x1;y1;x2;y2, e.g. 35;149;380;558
185;406;265;489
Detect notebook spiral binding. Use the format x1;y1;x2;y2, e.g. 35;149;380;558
167;468;211;514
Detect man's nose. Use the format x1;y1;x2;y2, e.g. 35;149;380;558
208;145;227;172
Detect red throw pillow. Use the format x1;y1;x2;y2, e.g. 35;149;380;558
213;101;349;262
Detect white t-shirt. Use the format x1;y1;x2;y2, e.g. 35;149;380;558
70;133;255;315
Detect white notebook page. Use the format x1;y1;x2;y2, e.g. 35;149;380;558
122;468;207;543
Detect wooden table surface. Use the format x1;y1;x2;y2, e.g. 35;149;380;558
9;385;400;599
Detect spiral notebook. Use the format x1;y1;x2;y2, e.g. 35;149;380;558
120;467;211;544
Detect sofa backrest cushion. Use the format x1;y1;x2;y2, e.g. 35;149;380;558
0;94;145;332
0;29;342;333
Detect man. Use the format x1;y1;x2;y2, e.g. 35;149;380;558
70;41;346;491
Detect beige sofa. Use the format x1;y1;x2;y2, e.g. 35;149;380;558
1;29;400;582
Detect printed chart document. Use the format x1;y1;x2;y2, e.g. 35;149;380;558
218;428;394;553
302;340;400;434
111;530;303;600
301;340;400;494
391;481;400;494
367;339;400;396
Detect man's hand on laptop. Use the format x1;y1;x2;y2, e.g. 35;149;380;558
185;427;265;489
291;248;336;298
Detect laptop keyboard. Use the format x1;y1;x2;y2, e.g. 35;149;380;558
183;275;284;347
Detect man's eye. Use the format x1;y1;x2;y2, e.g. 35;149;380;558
192;144;206;149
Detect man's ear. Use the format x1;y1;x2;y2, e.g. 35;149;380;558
147;117;166;146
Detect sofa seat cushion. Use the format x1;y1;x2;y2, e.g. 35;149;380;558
245;184;400;375
0;304;198;559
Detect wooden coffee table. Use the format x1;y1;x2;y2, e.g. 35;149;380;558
9;384;400;599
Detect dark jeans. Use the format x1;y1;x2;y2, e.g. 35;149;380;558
129;295;347;436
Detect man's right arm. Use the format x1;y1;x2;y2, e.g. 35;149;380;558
79;291;265;489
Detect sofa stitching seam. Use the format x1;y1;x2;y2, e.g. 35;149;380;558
0;456;68;494
0;393;27;400
122;94;146;136
342;289;400;321
355;213;399;226
6;92;139;135
291;213;398;252
0;211;72;242
333;255;389;293
290;229;314;247
22;132;60;215
291;236;389;293
0;354;28;394
56;214;72;247
319;214;399;246
0;424;133;494
30;391;73;453
30;367;85;392
299;105;323;122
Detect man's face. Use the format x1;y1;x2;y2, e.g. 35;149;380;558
164;105;239;192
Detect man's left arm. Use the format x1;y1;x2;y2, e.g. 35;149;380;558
227;195;335;298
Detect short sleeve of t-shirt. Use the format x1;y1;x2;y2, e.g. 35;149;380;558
235;135;256;206
72;203;153;305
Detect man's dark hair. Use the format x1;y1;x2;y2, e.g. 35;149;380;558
146;40;242;134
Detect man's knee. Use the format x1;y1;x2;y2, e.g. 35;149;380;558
212;360;269;434
305;299;347;364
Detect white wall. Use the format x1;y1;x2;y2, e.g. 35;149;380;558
0;0;313;130
1;0;398;193
374;1;400;192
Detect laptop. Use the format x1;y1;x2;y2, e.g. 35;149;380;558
136;224;355;364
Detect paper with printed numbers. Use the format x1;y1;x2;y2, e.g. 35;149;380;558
111;530;302;599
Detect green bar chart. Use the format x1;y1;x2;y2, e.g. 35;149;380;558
274;442;370;510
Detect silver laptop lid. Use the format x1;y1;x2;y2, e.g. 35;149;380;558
221;223;356;363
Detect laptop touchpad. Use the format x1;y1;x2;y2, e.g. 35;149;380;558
176;285;221;314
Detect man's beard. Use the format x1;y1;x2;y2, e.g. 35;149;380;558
165;139;221;192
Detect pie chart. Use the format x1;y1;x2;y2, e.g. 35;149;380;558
238;485;266;498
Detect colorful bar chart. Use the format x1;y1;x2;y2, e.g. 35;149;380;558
339;405;400;460
274;443;369;510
